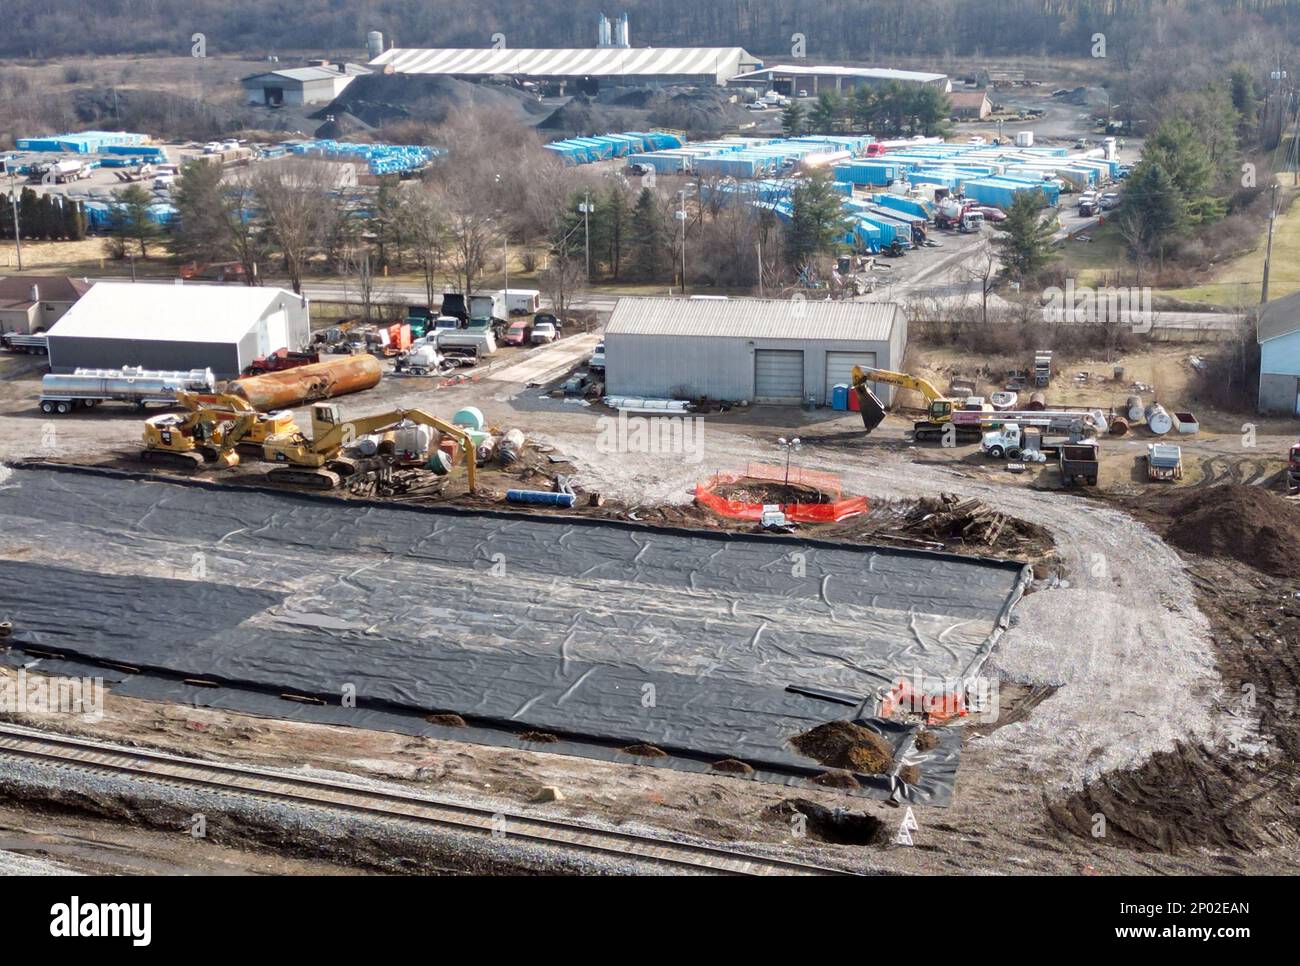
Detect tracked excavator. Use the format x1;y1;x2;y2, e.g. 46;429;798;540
260;401;478;491
850;365;1107;441
140;392;297;469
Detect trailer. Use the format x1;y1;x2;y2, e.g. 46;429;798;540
0;332;48;355
38;367;216;414
1059;441;1101;486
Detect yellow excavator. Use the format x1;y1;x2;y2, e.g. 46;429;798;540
260;401;478;491
850;365;981;441
141;392;296;469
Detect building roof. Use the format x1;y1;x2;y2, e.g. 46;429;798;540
948;90;991;107
0;275;92;306
731;64;949;84
47;282;302;344
1257;289;1300;344
370;47;758;79
606;296;901;342
242;64;370;85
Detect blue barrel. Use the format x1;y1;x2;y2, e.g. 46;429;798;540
831;384;850;411
506;490;576;508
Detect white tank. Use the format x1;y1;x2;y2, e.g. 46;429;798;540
1125;395;1143;422
392;423;434;459
1145;403;1172;435
366;30;384;60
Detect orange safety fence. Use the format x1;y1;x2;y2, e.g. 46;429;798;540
694;466;868;523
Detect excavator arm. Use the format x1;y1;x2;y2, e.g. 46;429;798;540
850;365;955;433
299;406;478;492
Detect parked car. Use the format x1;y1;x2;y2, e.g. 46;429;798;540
530;321;557;344
504;320;532;346
977;206;1007;222
533;312;562;336
1098;191;1121;211
589;341;606;370
1074;137;1089;149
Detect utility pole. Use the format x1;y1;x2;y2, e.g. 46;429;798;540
756;240;763;296
1261;182;1280;304
677;189;687;292
4;165;21;271
579;192;592;282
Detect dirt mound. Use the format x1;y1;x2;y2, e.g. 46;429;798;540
711;758;754;774
1165;485;1300;578
537;94;644;135
620;743;668;758
790;721;893;774
313;111;374;139
314;74;546;129
426;713;466;727
517;730;558;743
712;481;832;505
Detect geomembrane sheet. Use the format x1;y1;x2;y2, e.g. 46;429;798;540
0;464;1029;803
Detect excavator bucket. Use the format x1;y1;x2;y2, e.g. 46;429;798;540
856;386;887;433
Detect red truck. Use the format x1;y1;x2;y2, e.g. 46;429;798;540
244;347;320;375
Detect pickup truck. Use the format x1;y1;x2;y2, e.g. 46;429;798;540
1059;441;1100;486
1146;443;1183;482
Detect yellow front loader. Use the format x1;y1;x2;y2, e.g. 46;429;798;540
260;401;478;492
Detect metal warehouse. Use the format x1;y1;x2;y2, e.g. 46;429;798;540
729;64;951;96
241;63;370;106
46;282;311;378
369;47;761;91
604;297;907;406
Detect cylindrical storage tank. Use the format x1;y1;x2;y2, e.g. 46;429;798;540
499;429;525;466
1109;416;1129;436
427;450;452;475
353;436;380;457
507;490;577;508
1125;395;1143;422
392;423;434;459
1145;403;1172;435
452;406;484;431
1027;392;1047;411
229;355;382;411
367;30;384;60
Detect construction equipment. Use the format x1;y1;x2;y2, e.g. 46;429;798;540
260;402;478;492
851;365;964;438
935;197;985;232
141;392;268;469
1146;443;1183;482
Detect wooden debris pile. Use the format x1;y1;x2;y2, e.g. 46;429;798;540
901;493;1047;550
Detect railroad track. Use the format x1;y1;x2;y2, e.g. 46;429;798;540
0;724;848;876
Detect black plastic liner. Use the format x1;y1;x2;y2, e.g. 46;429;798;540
0;463;1029;803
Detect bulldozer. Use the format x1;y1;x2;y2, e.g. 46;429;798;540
141;392;296;469
260;401;478;491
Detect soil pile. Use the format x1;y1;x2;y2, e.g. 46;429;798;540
712;481;832;505
314;75;547;129
537;93;643;134
1165;485;1300;578
790;721;893;774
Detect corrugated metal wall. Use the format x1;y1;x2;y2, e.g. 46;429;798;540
48;338;243;377
606;333;898;404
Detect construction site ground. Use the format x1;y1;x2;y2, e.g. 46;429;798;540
2;336;1299;876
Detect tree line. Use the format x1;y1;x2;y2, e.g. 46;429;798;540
0;187;87;241
782;85;952;139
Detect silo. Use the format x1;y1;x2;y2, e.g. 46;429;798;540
367;31;384;61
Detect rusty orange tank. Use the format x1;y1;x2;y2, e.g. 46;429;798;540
228;354;382;411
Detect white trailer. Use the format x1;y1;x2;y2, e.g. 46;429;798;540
498;289;542;316
38;367;215;414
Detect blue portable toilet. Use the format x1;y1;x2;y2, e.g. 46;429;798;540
831;384;850;411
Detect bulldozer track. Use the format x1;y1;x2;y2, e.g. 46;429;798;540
0;724;848;876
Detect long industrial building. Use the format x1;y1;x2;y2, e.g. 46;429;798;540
729;64;951;96
368;46;762;91
604;297;907;405
46;282;311;377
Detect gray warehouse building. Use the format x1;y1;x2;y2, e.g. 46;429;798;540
46;282;311;378
604;297;907;406
241;63;370;106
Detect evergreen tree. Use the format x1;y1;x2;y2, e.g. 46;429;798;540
1118;161;1186;272
106;184;163;258
1143;117;1223;223
810;91;843;134
786;171;852;266
780;101;807;137
992;190;1058;279
627;187;671;282
589;184;632;280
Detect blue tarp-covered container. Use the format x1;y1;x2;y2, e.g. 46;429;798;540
870;194;932;220
833;161;900;186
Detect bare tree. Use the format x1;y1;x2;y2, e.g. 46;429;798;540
251;159;339;294
399;186;448;308
963;239;1000;326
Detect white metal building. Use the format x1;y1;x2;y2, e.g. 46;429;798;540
604;297;907;405
369;47;761;89
1257;290;1300;416
729;64;951;96
241;64;370;106
46;282;311;377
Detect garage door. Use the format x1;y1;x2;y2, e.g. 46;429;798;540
824;350;877;405
754;349;804;403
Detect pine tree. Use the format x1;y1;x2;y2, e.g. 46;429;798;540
107;184;163;258
786;171;852;266
628;187;671;282
810;91;842;134
780;101;806;137
992;190;1058;279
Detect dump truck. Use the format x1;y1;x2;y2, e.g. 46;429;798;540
260;401;478;491
1146;443;1183;482
1059;440;1100;486
1033;350;1052;388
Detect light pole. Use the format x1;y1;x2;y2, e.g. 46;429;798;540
495;173;509;294
578;192;593;282
4;164;21;271
776;436;802;490
676;189;687;291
